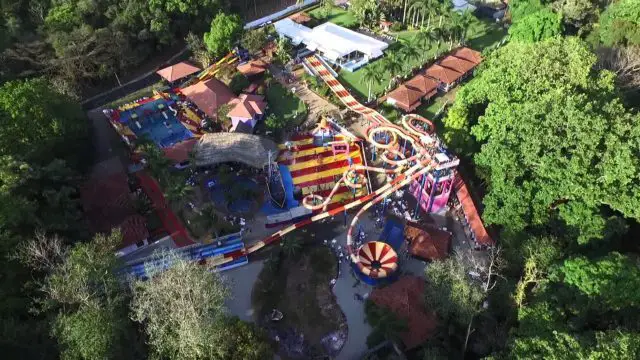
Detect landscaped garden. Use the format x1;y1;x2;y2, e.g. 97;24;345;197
265;82;308;130
308;6;358;28
252;240;346;359
337;15;506;100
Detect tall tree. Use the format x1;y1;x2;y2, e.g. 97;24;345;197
361;63;384;101
204;12;243;58
0;78;88;166
597;0;640;47
425;256;485;356
130;252;230;360
443;37;640;244
38;231;142;360
508;8;563;43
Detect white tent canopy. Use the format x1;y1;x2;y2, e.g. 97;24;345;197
274;18;388;60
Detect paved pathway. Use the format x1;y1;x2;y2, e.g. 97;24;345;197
269;64;338;128
222;259;265;322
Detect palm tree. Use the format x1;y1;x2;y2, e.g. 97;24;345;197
412;29;436;61
383;52;403;89
399;41;421;71
438;0;452;29
360;63;384;102
447;13;464;49
280;236;302;258
164;178;193;209
458;9;474;45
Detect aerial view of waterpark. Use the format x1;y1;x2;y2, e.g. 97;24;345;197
4;0;640;359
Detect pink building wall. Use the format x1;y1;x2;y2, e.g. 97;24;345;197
409;174;454;214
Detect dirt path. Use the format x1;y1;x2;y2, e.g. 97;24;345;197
269;64;338;128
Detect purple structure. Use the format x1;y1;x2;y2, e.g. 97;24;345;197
410;170;455;214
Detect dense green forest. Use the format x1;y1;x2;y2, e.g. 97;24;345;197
0;0;232;97
433;0;640;357
1;0;640;358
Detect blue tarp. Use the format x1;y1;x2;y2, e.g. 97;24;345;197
379;218;404;251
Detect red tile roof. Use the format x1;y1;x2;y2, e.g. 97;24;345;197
405;74;439;99
156;62;201;82
181;78;237;118
451;47;483;65
424;64;464;85
454;177;493;246
228;93;267;119
387;84;424;112
439;55;477;75
162;138;198;163
119;214;149;247
370;276;437;349
288;12;312;24
237;59;269;77
404;222;451;260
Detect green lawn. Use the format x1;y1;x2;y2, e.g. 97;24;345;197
308;6;358;28
265;83;307;127
334;17;507;101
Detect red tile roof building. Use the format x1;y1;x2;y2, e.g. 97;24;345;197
424;64;464;88
228;94;267;119
439;55;477;75
156;62;201;82
386;84;425;112
181;78;237;119
404;222;452;260
405;74;439;100
162;138;198;163
370;276;437;349
451;47;483;65
237;59;269;78
454;177;493;246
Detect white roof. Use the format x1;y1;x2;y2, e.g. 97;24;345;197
452;0;476;12
274;19;388;59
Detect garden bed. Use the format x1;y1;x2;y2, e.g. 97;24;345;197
252;245;347;359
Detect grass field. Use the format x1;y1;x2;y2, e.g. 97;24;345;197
308;6;358;28
265;83;307;127
328;16;507;100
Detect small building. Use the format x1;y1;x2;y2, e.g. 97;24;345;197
180;78;237;119
424;64;464;92
369;276;437;350
386;84;425;112
380;20;393;33
274;18;388;72
236;59;269;79
156;62;201;83
451;47;483;65
405;74;439;101
439;55;477;78
404;222;452;261
227;94;267;133
288;11;312;24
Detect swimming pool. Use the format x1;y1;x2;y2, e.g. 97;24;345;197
119;98;193;148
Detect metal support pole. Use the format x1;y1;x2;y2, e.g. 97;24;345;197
426;174;441;213
414;173;428;218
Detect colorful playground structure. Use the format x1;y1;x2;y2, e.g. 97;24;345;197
196;54;462;282
122;52;491;282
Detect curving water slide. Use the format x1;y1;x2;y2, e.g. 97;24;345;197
208;55;457;278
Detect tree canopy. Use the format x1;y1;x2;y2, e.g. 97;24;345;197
204;12;243;58
508;8;563;42
0;78;88;166
598;0;640;47
443;37;640;243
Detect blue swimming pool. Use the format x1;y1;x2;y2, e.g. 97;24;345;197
120;98;193;148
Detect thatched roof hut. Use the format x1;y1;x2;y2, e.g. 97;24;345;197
193;133;278;168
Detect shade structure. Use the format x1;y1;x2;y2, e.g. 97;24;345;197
356;241;398;278
156;62;201;82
